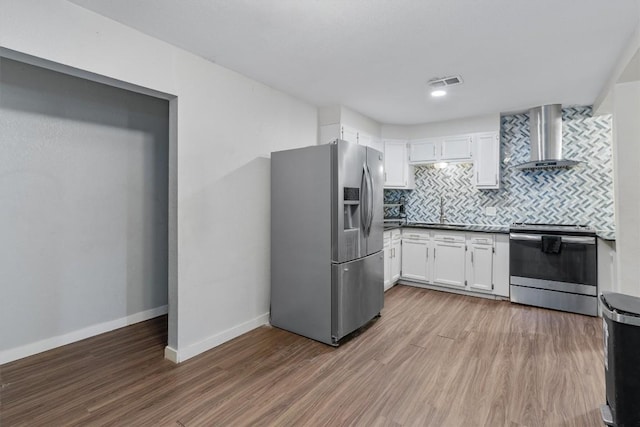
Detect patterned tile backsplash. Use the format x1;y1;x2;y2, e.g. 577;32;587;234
384;106;615;231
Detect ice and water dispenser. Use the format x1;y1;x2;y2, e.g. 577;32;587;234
342;187;361;260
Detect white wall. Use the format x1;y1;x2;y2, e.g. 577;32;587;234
381;113;500;139
317;105;382;138
0;0;317;362
0;58;169;362
612;80;640;297
596;19;640;297
381;113;499;140
339;106;382;138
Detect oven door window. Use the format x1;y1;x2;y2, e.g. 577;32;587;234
510;236;596;285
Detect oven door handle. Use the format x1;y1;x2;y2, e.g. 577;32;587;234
560;236;596;245
509;233;541;241
510;233;596;245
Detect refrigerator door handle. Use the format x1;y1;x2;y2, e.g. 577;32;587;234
361;164;369;236
368;165;374;234
364;163;374;235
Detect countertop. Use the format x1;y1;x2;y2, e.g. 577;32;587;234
383;222;616;241
384;222;509;234
596;231;616;241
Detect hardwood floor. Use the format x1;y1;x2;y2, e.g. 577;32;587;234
0;286;605;426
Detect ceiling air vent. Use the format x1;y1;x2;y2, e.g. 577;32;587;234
427;75;463;88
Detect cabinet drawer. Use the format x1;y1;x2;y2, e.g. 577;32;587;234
433;233;465;243
469;236;494;245
402;231;429;241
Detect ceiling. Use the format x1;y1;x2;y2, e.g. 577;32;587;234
70;0;639;125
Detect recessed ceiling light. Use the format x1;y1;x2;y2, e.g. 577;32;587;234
431;90;447;97
433;162;449;169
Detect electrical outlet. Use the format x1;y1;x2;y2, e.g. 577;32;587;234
485;207;497;216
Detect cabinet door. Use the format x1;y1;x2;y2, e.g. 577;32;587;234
468;244;494;292
441;135;473;161
433;241;466;287
492;234;510;297
384;140;408;188
401;239;428;281
383;233;391;290
383;242;392;291
391;241;402;282
319;123;341;145
341;125;359;145
474;132;500;189
409;139;439;163
362;134;384;153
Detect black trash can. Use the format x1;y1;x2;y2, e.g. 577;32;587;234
600;291;640;427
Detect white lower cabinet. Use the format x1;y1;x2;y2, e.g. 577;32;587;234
491;234;510;297
399;228;508;298
383;233;392;290
401;231;430;282
384;229;402;291
433;234;466;288
467;241;494;292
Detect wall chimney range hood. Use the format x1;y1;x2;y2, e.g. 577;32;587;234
515;104;579;170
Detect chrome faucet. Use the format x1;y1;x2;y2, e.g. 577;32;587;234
439;196;447;224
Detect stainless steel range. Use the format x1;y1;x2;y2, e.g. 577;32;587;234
509;223;597;316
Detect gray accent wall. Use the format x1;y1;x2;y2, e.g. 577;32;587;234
385;107;614;231
0;58;169;351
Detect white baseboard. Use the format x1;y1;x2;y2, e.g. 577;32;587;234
164;345;179;363
0;305;168;365
398;280;506;300
164;312;269;364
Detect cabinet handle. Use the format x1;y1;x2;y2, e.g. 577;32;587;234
426;248;429;259
433;146;436;156
495;173;498;184
471;252;474;264
384;172;387;182
434;248;436;258
476;172;479;183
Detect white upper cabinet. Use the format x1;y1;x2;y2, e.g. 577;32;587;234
441;135;473;161
358;132;384;153
320;124;358;145
319;124;384;153
408;134;473;164
473;132;500;190
409;138;439;163
384;140;414;189
340;125;359;145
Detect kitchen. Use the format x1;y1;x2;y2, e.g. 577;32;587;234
1;0;640;425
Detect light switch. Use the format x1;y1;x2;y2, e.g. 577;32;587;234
485;207;497;216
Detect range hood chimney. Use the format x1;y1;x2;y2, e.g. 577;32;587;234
515;104;579;170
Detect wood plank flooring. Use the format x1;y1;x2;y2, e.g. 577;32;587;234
0;285;605;426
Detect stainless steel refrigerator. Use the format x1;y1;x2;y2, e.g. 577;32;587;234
271;139;384;345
